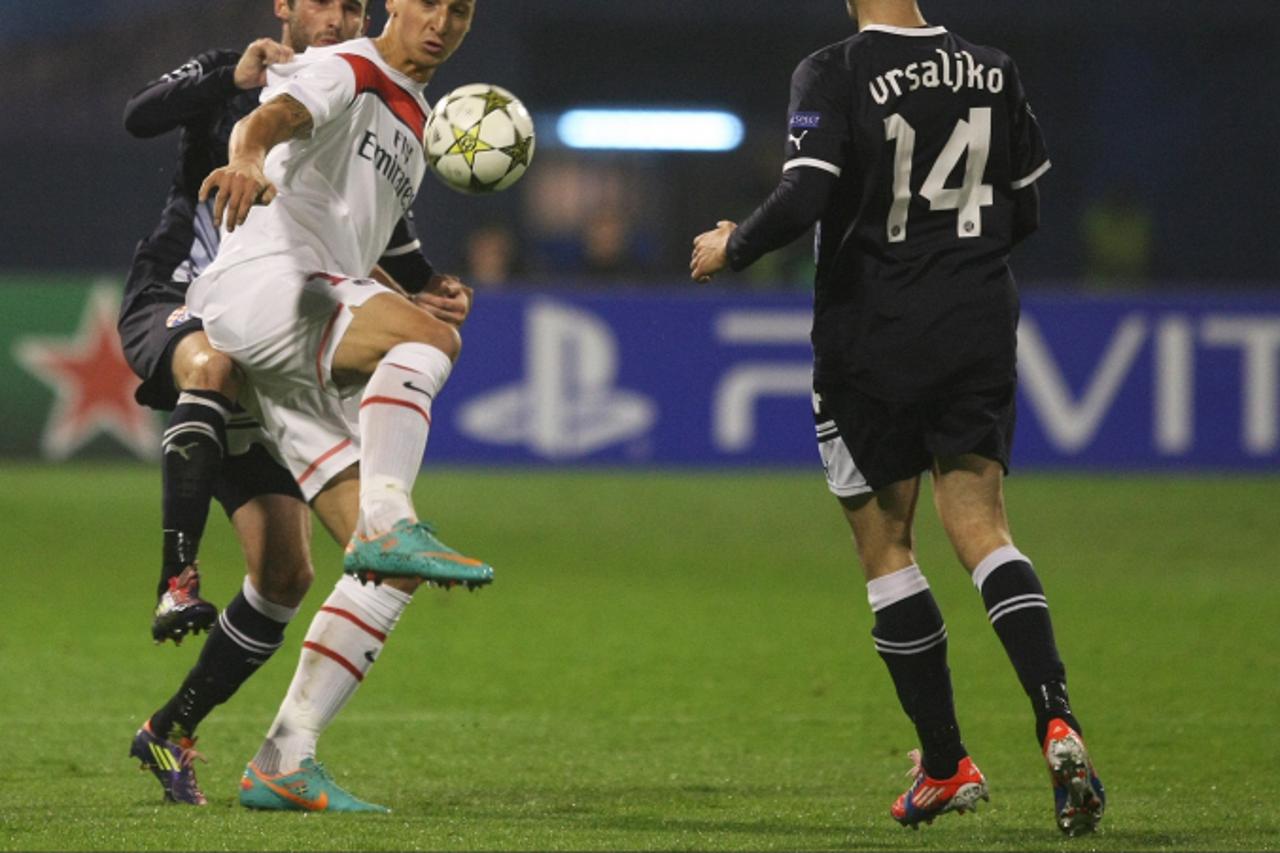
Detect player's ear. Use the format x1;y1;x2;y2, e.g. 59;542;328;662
273;0;291;24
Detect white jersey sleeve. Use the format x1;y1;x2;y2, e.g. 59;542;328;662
261;53;356;135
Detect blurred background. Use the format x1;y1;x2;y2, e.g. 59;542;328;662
2;0;1279;471
3;0;1278;288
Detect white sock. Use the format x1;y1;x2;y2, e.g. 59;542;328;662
357;342;453;536
252;575;412;774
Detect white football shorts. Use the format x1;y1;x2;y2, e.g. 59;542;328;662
188;253;392;500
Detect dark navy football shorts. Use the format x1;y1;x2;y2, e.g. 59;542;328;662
812;379;1016;496
117;275;304;514
214;440;305;516
118;285;204;412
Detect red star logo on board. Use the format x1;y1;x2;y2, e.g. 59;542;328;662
14;285;158;460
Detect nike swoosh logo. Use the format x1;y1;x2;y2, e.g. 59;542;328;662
257;775;330;811
420;551;485;567
403;380;434;400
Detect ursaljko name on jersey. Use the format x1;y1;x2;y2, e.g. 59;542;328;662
868;48;1005;105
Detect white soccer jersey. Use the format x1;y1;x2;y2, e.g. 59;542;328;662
202;38;430;279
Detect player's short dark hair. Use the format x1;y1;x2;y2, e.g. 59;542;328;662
284;0;372;11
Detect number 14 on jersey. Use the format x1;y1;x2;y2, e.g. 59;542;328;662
884;107;993;242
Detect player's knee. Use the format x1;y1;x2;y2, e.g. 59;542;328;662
952;533;1013;574
403;311;461;361
441;325;462;361
281;559;316;600
173;334;240;399
255;555;315;606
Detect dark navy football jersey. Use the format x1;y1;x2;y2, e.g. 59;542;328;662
781;25;1049;400
122;50;258;314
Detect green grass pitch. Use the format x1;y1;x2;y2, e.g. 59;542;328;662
0;464;1277;851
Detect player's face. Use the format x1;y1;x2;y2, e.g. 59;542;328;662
384;0;474;77
281;0;370;52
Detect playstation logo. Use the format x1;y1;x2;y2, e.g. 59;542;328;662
457;301;656;458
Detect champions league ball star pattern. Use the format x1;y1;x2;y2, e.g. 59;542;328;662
424;84;535;194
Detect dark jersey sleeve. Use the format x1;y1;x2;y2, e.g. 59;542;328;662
123;50;241;138
779;54;853;179
377;213;436;293
1004;58;1049;244
1006;59;1050;192
726;55;849;270
727;168;836;270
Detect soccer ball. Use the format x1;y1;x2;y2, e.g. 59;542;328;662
424;84;535;194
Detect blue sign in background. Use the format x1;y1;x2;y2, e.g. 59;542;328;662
428;289;1280;471
431;291;814;465
1013;292;1280;469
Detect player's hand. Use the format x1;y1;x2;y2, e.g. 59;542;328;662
414;274;473;327
199;159;276;232
691;220;736;283
234;38;295;90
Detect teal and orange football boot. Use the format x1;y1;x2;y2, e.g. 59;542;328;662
343;518;493;589
239;758;390;813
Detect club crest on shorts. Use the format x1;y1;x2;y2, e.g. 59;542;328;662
165;306;193;328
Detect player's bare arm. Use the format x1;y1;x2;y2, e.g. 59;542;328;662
233;38;295;90
369;266;471;327
199;94;314;231
690;221;737;282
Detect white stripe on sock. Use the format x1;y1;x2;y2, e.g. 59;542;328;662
176;391;231;419
971;545;1031;592
217;611;282;655
988;595;1049;624
867;564;930;612
163;421;223;452
242;576;300;624
874;625;949;656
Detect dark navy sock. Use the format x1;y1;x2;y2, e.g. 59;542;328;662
157;390;230;600
973;548;1079;744
150;590;288;740
869;566;966;779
